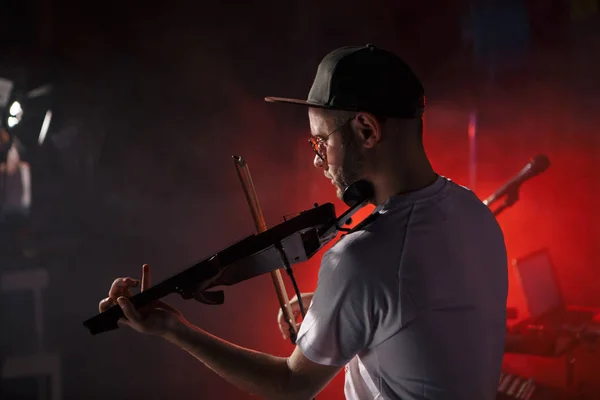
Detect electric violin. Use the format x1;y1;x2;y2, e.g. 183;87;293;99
83;155;374;337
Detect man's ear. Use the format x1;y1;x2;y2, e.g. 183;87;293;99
355;112;382;149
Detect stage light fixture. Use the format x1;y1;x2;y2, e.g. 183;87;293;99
7;100;23;128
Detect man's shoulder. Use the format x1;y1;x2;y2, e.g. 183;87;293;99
320;230;384;278
327;229;374;259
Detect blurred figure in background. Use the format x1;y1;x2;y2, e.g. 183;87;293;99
0;136;32;259
0;128;11;156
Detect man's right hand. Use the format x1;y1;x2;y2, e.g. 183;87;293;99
277;292;314;340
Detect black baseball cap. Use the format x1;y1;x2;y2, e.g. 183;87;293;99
265;44;425;118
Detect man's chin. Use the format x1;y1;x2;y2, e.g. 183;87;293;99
334;184;347;201
325;177;346;200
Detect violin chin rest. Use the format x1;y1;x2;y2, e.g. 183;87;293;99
343;180;374;207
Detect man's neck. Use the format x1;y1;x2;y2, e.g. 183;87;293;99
371;163;437;206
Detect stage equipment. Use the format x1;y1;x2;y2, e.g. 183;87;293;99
483;154;550;216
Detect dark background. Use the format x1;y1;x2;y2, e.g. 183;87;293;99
0;0;599;398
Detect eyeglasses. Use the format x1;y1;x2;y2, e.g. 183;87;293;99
308;117;353;162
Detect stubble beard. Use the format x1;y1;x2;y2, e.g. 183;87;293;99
333;129;365;200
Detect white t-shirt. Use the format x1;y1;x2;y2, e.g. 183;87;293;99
296;176;508;399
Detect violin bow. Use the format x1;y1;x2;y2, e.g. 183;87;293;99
233;155;299;344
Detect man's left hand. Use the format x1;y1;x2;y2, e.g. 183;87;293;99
98;264;186;337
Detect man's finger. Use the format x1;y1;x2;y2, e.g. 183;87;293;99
117;296;142;324
141;264;151;292
98;297;115;313
109;277;139;298
277;309;291;325
278;319;290;340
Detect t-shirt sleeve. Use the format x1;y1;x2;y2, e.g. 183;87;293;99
295;241;386;367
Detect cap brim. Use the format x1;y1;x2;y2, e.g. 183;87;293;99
264;96;328;108
265;96;365;114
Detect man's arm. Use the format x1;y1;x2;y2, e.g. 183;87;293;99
109;267;341;400
162;320;341;400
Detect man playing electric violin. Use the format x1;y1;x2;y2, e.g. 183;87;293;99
99;44;508;400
